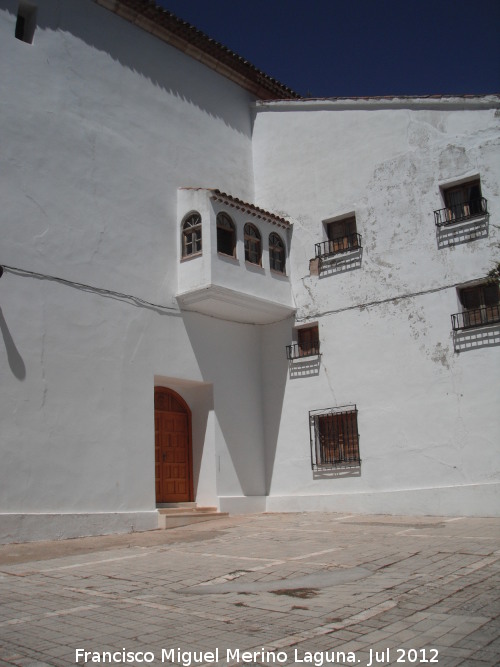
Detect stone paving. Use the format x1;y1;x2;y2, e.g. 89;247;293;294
0;513;499;667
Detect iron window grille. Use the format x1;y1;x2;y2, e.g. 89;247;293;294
452;283;500;330
182;212;202;257
435;180;487;227
309;406;360;470
286;325;320;360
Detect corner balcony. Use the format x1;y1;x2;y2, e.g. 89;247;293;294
176;188;295;324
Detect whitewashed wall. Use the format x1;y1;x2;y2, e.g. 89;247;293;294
1;0;499;544
0;0;262;542
254;99;500;516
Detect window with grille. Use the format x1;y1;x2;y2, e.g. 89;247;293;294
286;324;320;360
452;282;500;330
309;406;360;470
182;212;202;258
326;217;359;253
217;212;236;257
244;223;262;266
269;232;285;273
435;179;487;226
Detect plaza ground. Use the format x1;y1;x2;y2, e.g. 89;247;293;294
0;512;499;667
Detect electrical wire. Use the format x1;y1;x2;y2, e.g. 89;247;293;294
294;277;488;322
1;264;493;323
0;264;180;315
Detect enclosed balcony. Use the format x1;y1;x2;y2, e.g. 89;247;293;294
176;188;295;324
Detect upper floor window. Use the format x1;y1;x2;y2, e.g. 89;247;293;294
435;179;487;226
316;216;361;260
244;223;261;266
269;232;285;274
327;217;359;252
452;281;500;330
286;324;320;360
217;212;236;257
182;212;202;258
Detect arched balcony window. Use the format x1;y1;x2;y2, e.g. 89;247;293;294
269;232;285;274
181;212;202;258
217;212;236;257
244;223;261;266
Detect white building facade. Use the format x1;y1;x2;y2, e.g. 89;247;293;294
1;0;499;543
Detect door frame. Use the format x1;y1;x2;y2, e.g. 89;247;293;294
154;386;194;503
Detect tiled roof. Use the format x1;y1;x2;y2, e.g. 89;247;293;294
209;190;291;228
95;0;300;100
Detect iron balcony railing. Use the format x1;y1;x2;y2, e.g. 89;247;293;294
434;198;487;227
451;305;500;331
315;233;362;259
286;340;320;360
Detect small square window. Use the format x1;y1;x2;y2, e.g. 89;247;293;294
316;215;361;260
452;282;500;330
309;406;360;470
435;179;487;226
326;217;359;253
286;325;320;360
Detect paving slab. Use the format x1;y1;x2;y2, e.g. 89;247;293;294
0;513;499;667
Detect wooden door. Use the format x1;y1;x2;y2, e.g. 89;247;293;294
154;387;193;503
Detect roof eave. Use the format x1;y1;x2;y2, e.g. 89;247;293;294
94;0;300;100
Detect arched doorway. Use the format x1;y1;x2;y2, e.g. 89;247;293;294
154;387;193;503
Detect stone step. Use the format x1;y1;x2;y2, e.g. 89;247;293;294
157;505;228;529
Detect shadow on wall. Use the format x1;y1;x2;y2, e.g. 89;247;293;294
260;318;292;494
453;323;500;353
436;217;489;250
288;356;321;379
174;381;213;503
19;0;253;135
313;467;361;480
0;307;26;380
182;311;288;497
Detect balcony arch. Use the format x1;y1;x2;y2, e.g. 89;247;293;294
244;223;262;266
181;211;202;258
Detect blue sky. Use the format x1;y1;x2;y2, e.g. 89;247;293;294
157;0;500;97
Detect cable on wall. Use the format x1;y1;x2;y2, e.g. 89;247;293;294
294;278;482;323
0;264;181;316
